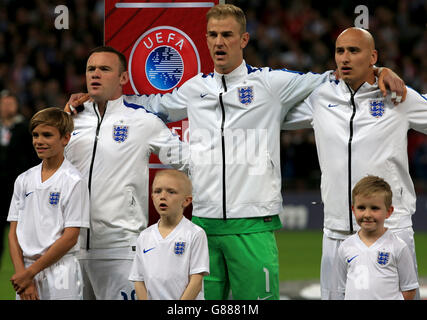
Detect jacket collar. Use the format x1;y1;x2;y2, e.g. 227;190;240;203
339;77;379;95
214;60;247;92
90;95;124;116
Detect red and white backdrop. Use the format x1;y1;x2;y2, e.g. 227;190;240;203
105;0;222;224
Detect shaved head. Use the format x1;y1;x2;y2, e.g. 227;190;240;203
335;27;378;90
336;27;375;50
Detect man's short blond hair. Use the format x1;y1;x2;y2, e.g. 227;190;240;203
352;175;393;209
206;4;246;34
30;107;74;137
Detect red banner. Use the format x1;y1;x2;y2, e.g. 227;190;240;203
105;0;220;224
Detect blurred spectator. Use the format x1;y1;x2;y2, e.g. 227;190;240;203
0;90;38;268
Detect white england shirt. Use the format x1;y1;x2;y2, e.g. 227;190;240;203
335;229;418;300
129;217;209;300
7;159;90;259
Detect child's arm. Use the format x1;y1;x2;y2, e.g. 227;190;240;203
180;273;204;300
11;227;80;294
8;222;40;300
8;222;25;277
402;289;416;300
134;281;148;300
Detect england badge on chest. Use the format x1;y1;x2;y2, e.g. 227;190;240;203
49;192;60;206
377;251;390;266
113;124;129;143
237;86;254;105
174;241;186;255
369;100;385;118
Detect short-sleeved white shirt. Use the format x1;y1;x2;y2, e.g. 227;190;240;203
7;159;90;259
335;229;419;300
129;217;209;300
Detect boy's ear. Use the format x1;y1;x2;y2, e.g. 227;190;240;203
62;132;71;146
182;195;192;209
386;205;394;219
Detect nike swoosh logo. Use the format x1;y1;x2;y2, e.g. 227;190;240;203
257;294;273;300
200;93;208;98
143;247;155;254
25;191;33;197
72;131;81;136
328;104;338;108
347;255;358;263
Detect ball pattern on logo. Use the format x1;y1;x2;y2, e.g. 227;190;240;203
146;46;184;91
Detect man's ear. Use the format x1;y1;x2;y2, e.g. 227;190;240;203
240;32;250;50
120;71;129;86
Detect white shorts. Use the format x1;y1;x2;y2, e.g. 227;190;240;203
79;258;135;300
17;255;83;300
320;227;420;300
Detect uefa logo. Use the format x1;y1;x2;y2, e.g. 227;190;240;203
129;26;201;94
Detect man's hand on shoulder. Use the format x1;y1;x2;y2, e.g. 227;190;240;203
65;93;91;115
376;67;407;105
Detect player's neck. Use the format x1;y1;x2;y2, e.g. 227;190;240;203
158;214;183;239
41;154;64;182
358;227;387;247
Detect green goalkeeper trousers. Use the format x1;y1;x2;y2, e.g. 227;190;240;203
203;231;279;300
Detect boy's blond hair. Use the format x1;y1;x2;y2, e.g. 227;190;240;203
206;4;246;35
352;175;393;209
153;169;192;195
30;107;74;137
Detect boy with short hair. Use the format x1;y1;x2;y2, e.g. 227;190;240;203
334;175;418;300
7;107;90;300
129;169;209;300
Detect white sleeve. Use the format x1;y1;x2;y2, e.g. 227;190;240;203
7;175;24;222
268;69;332;115
129;235;145;282
149;117;189;172
123;84;189;123
331;245;347;300
282;98;314;130
397;244;419;292
189;229;209;276
62;178;90;229
406;88;427;134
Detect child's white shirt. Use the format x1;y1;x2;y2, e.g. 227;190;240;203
129;216;209;300
7;159;90;259
335;229;419;300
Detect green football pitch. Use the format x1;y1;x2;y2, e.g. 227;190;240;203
0;228;426;300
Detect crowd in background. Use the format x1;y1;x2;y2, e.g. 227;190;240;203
0;0;426;194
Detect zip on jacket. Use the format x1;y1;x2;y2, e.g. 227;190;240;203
347;84;363;234
219;75;227;220
86;102;107;249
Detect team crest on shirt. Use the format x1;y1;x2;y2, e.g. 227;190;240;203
174;242;186;255
238;86;254;105
113;125;129;143
377;251;390;266
369;100;385;118
49;192;60;206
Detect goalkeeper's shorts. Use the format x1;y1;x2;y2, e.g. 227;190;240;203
203;231;279;300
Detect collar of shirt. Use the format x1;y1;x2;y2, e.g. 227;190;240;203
213;60;247;92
